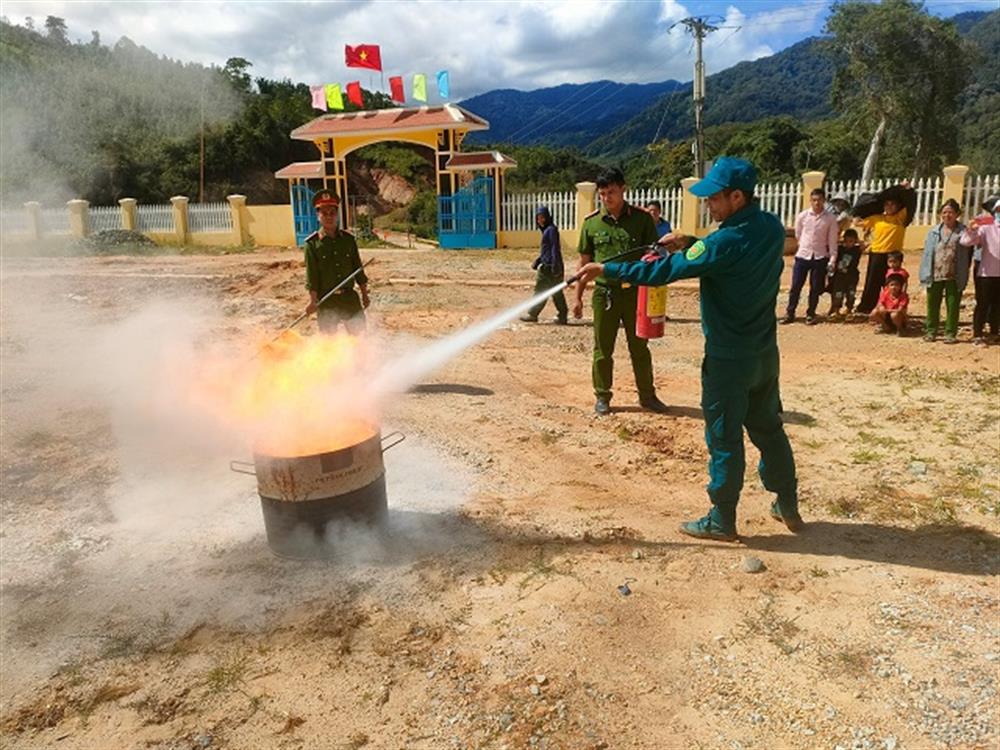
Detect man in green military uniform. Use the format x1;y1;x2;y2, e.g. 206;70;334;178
574;167;668;416
576;157;801;541
303;189;370;335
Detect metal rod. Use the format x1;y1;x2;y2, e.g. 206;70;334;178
255;258;376;355
565;244;660;286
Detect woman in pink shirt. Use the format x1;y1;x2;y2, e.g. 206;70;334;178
960;195;1000;346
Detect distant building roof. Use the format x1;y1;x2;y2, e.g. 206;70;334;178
291;104;489;141
445;151;518;171
274;161;324;179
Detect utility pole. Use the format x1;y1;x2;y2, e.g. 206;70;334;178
199;87;206;203
678;17;719;178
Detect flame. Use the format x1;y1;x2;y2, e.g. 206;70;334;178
190;330;379;457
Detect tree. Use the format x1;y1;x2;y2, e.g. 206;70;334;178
824;0;973;180
44;15;68;44
223;57;253;95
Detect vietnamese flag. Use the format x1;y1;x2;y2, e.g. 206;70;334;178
389;75;405;104
346;81;363;107
345;44;382;71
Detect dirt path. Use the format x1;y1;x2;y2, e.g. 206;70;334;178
1;248;997;750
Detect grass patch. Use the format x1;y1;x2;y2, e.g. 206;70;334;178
801;438;825;450
829;646;874;678
616;425;634;441
851;447;881;464
205;654;247;694
738;598;801;655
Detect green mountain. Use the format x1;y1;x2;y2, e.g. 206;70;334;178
460;80;685;149
586;38;834;159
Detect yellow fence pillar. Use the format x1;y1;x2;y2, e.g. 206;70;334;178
67;199;90;238
680;178;700;236
941;164;969;207
227;194;250;245
801;171;825;209
24;201;42;240
575;181;596;228
119;198;137;231
170;196;189;244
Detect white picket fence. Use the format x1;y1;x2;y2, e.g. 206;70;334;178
502;191;576;232
136;203;174;232
188;201;233;232
826;176;944;226
89;205;123;232
963;174;1000;216
0;208;30;234
39;207;71;234
623;187;684;230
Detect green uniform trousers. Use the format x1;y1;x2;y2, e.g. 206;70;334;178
925;279;960;338
317;290;365;335
701;349;797;524
592;284;655;401
527;266;568;320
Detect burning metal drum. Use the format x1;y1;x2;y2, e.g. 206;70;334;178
231;425;404;559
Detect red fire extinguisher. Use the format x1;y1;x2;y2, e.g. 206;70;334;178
636;250;667;339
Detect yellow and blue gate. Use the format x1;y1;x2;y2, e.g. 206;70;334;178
291;185;319;246
438;176;496;249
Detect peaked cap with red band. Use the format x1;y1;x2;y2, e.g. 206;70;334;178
313;190;340;209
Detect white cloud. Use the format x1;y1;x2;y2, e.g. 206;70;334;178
0;0;834;97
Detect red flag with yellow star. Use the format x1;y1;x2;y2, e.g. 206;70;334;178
345;45;381;72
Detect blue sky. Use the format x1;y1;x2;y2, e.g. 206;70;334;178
1;0;994;98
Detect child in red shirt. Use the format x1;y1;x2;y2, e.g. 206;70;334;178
872;270;909;336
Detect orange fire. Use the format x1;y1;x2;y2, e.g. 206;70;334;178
191;330;379;457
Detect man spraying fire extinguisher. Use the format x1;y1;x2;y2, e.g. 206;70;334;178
576;157;801;543
303;189;370;335
574;167;669;416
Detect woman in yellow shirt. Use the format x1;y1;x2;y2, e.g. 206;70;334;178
856;185;915;314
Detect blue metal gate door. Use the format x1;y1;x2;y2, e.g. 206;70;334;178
438;176;496;249
291;185;318;246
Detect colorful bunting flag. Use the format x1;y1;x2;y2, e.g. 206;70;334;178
325;83;344;110
346;81;363;107
436;70;450;99
389;75;405;104
310;85;327;111
412;73;427;102
345;44;382;71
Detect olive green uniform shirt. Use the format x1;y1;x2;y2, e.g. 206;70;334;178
577;204;659;285
303;229;367;309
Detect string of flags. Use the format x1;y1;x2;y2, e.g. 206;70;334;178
308;44;451;112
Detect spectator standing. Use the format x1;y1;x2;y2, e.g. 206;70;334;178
783;189;839;325
646;200;673;239
827;227;863;316
919;199;972;344
960;195;1000;346
521;205;568;324
856;185;916;315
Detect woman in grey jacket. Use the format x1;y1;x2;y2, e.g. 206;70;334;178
919;199;973;343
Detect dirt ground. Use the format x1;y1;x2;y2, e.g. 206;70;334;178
1;243;998;750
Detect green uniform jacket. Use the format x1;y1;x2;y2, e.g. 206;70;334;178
578;204;658;285
303;229;367;308
604;202;785;359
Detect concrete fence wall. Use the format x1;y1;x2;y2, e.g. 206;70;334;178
2;165;992;252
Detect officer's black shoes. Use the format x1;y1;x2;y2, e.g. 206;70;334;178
770;501;805;532
594;398;611;415
519;314;538;323
780;314;795;325
639;395;670;414
806;315;818;326
679;513;739;542
555;315;569;325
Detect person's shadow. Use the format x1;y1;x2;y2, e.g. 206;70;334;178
743;521;998;576
610;403;816;425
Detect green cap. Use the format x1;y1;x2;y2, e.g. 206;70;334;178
689;156;757;197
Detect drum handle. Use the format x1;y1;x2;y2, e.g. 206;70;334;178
229;460;257;476
381;432;405;453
